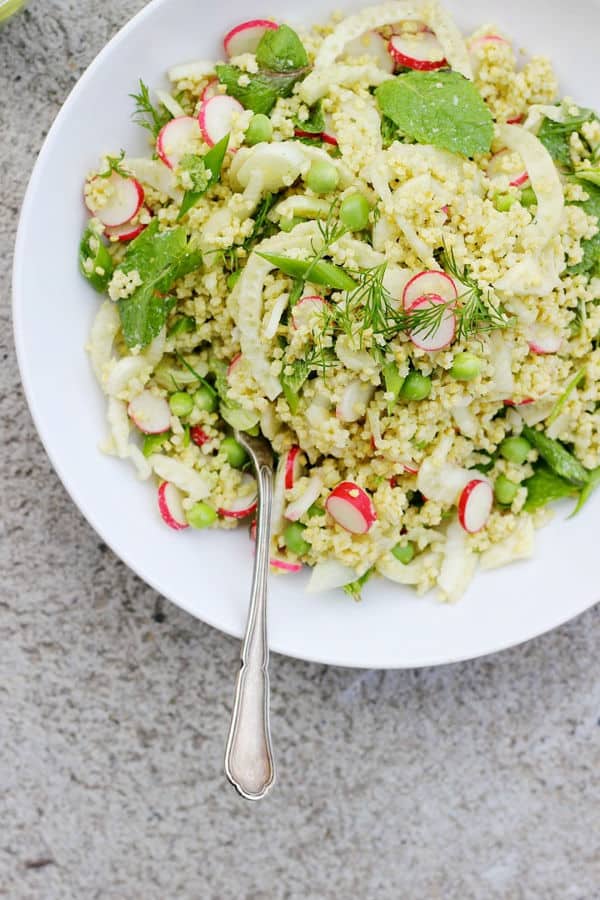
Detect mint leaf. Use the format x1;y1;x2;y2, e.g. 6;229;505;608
178;132;229;218
280;358;311;413
376;71;493;157
381;114;403;149
116;220;202;348
255;24;309;72
537;105;597;170
568;179;600;276
523;465;577;511
216;64;301;115
294;101;325;134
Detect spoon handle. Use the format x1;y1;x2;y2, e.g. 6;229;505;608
224;460;275;800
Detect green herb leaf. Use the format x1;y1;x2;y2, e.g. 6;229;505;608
570;466;600;517
216;64;302;115
537;105;597;170
98;150;129;179
79;226;113;292
167;315;196;338
293;101;325;134
376;71;493;157
546;366;586;426
116;220;202;348
382;360;404;412
521;425;589;487
523;465;578;511
178;133;230;218
381;114;403;149
280;359;311;413
256;24;309;72
568;179;600;276
208;358;259;431
129;79;172;139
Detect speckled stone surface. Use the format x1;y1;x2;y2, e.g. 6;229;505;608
1;3;600;898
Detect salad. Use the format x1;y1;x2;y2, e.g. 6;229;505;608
80;1;600;601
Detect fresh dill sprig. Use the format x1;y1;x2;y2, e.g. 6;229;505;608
99;150;129;178
439;243;514;339
129;79;172;138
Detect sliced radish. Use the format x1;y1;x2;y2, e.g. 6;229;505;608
440;204;450;222
285;475;323;521
469;33;510;52
128;391;171;434
326;482;377;534
506;114;524;125
224;19;277;57
336;380;375;423
219;473;258;519
201;78;220;102
388;32;447;71
190;425;210;446
458;479;493;534
270;556;303;573
284;446;303;490
503;397;534;407
295;113;338;147
104;215;147;242
156;116;201;169
291;295;327;330
158;482;189;530
344;30;395;73
526;323;562;355
85;172;144;228
401;461;420;475
408;295;456;352
227;352;242;379
402;270;458;310
199;94;244;148
487;149;529;188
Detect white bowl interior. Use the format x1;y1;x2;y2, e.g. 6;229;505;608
13;0;599;667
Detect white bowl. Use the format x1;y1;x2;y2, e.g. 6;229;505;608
13;0;599;668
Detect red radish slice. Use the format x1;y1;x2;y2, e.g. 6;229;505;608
190;426;210;447
291;295;326;330
388;33;447;70
85;172;144;228
344;30;395;73
401;461;419;475
227;352;242;379
156;116;201;169
487;149;529;188
295;114;338;146
458;479;493;534
440;204;450;222
503;397;534;407
469;34;510;52
201;78;220;102
336;380;375;423
526;323;562;355
270;557;303;573
284;446;303;490
408;295;456;352
224;19;277;57
285;475;323;521
326;481;377;534
199;94;244;148
402;270;458;310
506;114;524;125
104;213;148;242
128;391;171;434
158;482;189;530
219;474;258;519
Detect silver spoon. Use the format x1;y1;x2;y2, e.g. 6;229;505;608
224;430;276;800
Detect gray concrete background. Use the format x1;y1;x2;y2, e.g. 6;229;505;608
1;2;599;898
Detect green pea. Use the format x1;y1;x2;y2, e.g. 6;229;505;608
221;435;247;468
169;391;193;417
305;159;339;194
245;113;273;146
450;352;482;381
520;186;537;208
494;474;519;506
193;385;217;413
493;191;515;212
499;436;531;465
339;192;370;231
283;522;311;556
392;542;415;564
226;270;241;291
186;501;217;529
400;371;431;402
142;432;170;457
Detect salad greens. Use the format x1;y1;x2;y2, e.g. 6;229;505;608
294;101;326;135
523;465;577;511
178;132;230;219
216;24;309;115
521;425;589;487
129;79;172;139
537;106;597;170
116;220;202;348
568;180;600;276
375;71;494;157
79;226;113;292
